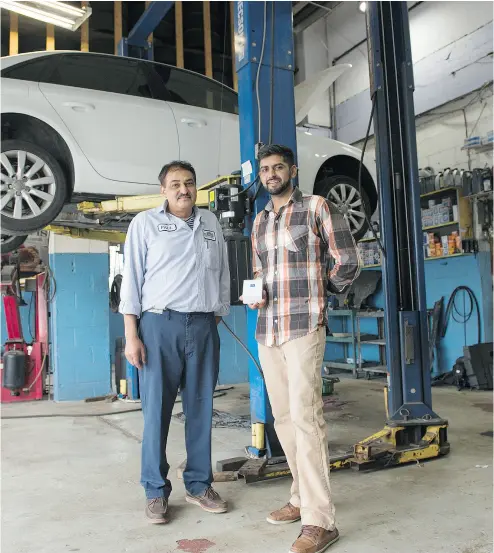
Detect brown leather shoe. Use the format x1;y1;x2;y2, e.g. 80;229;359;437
146;497;168;524
266;502;301;525
185;487;227;514
290;525;340;553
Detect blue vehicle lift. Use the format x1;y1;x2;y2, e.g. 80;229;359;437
118;0;449;480
224;0;449;478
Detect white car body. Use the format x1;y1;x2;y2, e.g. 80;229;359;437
1;51;377;240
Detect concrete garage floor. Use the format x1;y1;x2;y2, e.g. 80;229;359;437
2;380;493;553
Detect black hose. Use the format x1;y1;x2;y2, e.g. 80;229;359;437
441;286;481;345
110;274;122;313
359;93;385;255
220;319;264;377
269;1;275;144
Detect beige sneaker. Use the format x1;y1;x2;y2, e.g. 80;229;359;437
289;526;339;553
266;502;301;525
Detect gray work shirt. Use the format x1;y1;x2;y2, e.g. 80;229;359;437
119;202;230;317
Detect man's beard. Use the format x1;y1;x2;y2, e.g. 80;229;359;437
264;177;291;196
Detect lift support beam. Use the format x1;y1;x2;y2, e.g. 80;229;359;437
117;0;174;59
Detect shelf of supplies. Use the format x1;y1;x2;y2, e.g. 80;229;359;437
461;143;493;153
420;186;459;199
422;221;459;231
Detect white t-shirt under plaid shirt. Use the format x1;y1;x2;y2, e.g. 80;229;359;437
251;187;361;347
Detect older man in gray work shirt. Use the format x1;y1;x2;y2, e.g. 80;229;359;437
119;160;230;524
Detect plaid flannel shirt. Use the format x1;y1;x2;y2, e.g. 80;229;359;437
251;187;361;347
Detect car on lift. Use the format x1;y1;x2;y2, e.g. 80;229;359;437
1;51;377;252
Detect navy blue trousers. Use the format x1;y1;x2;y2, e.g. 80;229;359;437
138;310;220;499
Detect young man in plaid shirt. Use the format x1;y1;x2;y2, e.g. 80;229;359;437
247;144;360;553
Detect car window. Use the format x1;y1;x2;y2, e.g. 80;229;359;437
45;54;152;98
150;64;238;115
1;55;60;82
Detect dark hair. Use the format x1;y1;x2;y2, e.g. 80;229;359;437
158;160;196;185
257;144;295;167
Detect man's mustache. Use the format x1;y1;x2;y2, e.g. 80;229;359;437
178;194;191;199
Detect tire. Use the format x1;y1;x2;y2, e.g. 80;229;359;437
1;139;68;234
1;233;28;254
315;175;372;242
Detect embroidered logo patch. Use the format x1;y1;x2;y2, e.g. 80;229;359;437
203;229;216;241
158;223;177;232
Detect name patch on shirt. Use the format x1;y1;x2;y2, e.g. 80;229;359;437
158;223;177;232
203;229;216;241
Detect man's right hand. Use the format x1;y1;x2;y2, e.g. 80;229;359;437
241;289;267;310
125;336;147;369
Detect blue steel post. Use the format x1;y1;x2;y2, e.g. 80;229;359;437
234;1;298;452
366;2;441;421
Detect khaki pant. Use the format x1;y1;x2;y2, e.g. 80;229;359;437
258;326;335;530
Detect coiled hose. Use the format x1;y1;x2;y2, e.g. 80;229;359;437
441;286;481;345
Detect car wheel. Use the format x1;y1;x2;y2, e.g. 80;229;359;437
1;139;68;234
1;233;28;254
316;175;371;241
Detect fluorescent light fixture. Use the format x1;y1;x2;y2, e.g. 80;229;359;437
305;131;312;135
358;2;367;13
0;1;92;31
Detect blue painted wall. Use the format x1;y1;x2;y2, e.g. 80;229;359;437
50;253;111;401
326;254;492;376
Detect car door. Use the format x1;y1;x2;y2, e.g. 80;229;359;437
38;53;179;186
149;63;240;186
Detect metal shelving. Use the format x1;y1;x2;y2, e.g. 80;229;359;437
325;309;387;379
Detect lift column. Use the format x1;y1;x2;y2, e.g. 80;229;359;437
234;1;298;457
367;2;447;425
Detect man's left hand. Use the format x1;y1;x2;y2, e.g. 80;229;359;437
215;316;222;325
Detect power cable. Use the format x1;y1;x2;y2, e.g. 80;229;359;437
110;274;122;313
269;1;275;144
225;175;260;199
220;319;264;377
255;1;268;143
359;93;385;255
